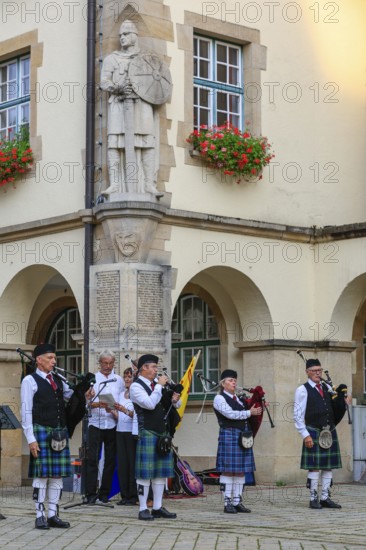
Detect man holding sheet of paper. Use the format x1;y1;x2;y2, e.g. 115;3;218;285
85;350;124;504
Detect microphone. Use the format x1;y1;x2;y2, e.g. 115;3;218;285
99;378;117;385
196;373;217;385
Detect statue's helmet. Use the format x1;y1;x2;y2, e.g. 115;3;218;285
119;20;138;35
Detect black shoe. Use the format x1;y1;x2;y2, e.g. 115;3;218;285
151;507;177;519
117;498;127;505
96;495;110;504
47;515;70;528
320;498;342;509
35;516;50;530
125;498;138;506
86;495;97;505
224;502;237;514
235;503;251;513
309;499;322;509
138;509;154;521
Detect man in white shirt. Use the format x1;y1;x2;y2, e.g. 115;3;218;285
85;350;124;504
130;354;180;520
21;343;73;529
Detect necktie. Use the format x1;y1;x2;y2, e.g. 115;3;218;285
316;383;324;398
232;395;237;402
47;373;58;391
150;382;155;391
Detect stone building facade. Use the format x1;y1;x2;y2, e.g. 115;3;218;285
0;0;365;486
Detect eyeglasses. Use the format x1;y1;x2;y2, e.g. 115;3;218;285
307;369;323;374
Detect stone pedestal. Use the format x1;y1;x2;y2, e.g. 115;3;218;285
89;263;172;372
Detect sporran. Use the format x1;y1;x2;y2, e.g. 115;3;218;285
318;426;332;449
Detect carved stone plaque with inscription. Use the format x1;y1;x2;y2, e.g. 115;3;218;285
95;270;120;346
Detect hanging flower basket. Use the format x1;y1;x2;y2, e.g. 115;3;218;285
0;125;33;190
187;123;274;183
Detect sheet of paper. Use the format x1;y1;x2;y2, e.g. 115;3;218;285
98;393;116;408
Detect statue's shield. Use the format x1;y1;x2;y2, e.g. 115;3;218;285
128;53;172;105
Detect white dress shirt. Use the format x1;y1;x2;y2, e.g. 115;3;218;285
294;378;332;439
88;370;124;429
130;375;164;410
213;391;251;420
21;369;74;445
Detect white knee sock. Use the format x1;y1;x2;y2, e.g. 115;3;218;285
136;479;150;511
48;478;63;518
308;471;320;500
151;478;165;510
32;478;48;518
321;470;332;501
220;475;234;503
232;476;245;506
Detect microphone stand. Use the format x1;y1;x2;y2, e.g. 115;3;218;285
196;375;218;424
64;382;114;510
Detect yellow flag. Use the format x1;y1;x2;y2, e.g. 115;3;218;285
176;350;201;429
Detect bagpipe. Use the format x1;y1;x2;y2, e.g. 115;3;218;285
296;349;352;425
196;374;274;434
158;370;184;437
236;385;275;436
17;348;95;437
126;352;183;438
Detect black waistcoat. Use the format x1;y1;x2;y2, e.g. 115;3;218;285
132;378;166;433
304;382;335;429
32;372;67;428
214;392;248;430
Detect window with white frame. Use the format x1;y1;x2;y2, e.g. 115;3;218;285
171;294;220;399
194;35;243;130
0;55;30;140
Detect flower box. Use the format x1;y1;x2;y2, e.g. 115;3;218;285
187;123;274;183
0;125;33;190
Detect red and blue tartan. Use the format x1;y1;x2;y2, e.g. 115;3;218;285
135;429;174;479
300;426;342;470
28;424;72;478
216;427;256;474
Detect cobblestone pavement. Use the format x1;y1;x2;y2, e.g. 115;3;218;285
0;483;365;549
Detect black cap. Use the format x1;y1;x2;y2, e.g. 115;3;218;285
220;369;237;380
306;358;321;368
137;354;159;371
34;343;55;358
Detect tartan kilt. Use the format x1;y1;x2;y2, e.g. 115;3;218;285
28;424;72;478
301;426;342;470
216;427;256;474
135;429;174;480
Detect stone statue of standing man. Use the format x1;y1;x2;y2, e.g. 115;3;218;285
100;20;172;198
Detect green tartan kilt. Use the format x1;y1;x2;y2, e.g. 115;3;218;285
301;426;342;470
135;429;174;480
28;424;72;479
